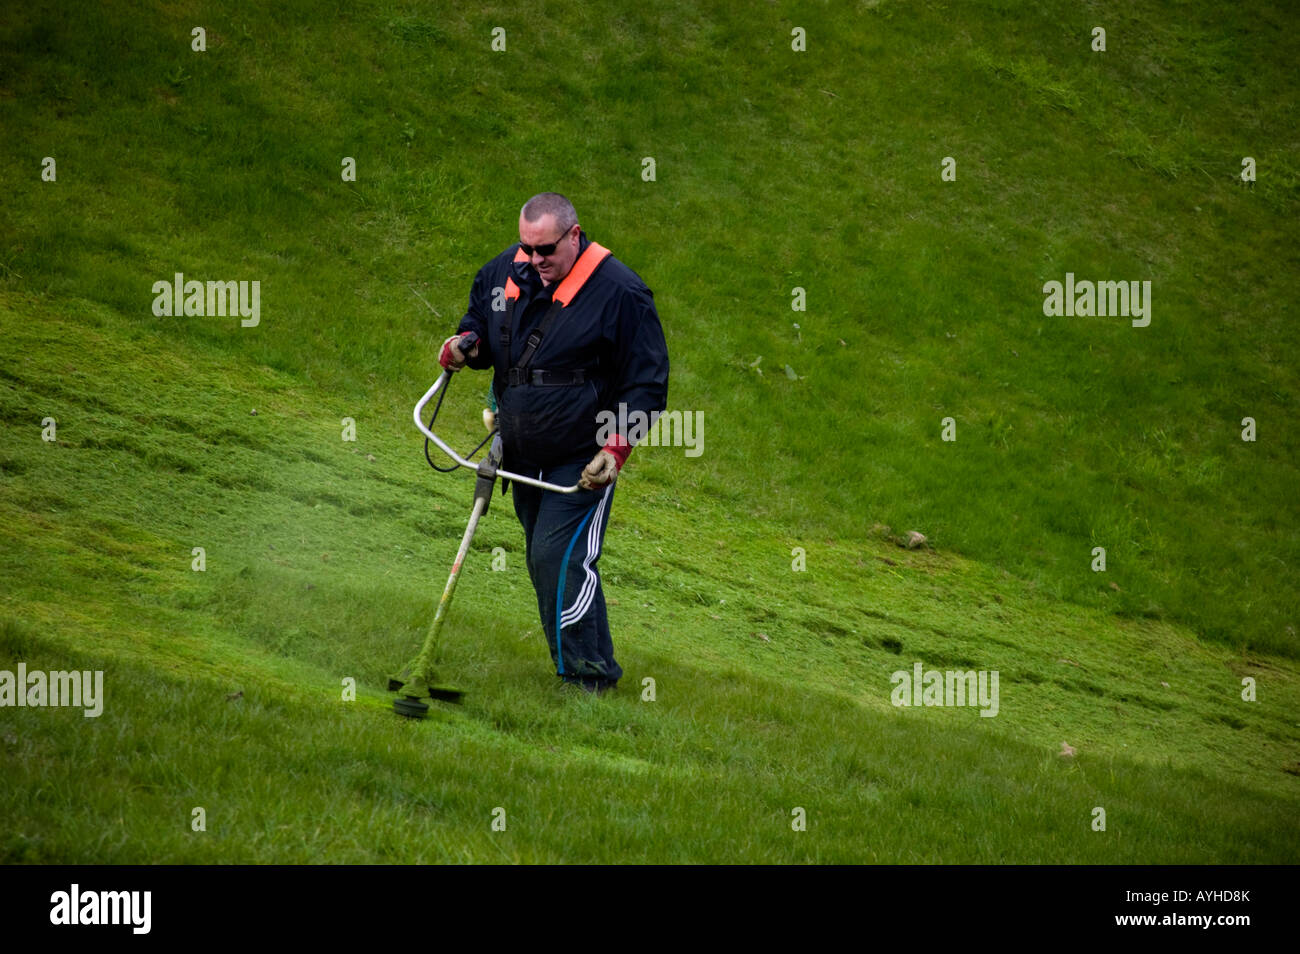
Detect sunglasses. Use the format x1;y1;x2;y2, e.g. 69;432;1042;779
519;226;573;258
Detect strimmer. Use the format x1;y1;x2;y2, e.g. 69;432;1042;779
389;331;583;718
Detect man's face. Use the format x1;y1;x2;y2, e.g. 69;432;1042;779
519;212;579;286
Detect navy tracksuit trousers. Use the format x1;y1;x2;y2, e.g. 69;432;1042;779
510;458;622;687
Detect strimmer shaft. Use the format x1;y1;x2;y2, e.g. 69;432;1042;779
405;495;487;690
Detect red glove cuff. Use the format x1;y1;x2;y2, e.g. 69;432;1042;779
438;338;457;370
602;434;632;471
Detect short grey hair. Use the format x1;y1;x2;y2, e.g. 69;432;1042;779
520;192;578;234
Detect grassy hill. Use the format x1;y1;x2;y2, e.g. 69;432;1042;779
1;0;1297;863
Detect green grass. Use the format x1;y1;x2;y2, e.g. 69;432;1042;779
0;0;1297;863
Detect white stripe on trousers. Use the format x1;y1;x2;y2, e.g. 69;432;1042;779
559;482;614;628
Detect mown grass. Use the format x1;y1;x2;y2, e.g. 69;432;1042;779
3;580;1297;864
0;0;1297;862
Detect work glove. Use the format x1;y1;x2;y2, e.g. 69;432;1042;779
579;450;619;489
439;334;479;371
579;436;631;489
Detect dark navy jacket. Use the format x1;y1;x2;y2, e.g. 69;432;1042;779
456;231;669;471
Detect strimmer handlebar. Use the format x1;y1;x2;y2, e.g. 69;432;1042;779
414;364;583;494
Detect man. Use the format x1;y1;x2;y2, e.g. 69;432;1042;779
439;193;669;694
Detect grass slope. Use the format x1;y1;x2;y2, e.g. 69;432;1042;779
0;0;1297;862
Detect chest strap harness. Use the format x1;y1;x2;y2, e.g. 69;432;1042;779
502;241;611;387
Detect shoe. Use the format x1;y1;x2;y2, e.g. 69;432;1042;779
559;676;617;695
